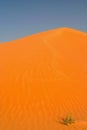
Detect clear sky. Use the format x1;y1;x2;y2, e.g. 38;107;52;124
0;0;87;42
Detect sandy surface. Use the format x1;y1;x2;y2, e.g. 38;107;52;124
0;28;87;130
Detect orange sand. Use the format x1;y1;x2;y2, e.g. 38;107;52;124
0;28;87;130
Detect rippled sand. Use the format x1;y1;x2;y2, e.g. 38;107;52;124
0;28;87;130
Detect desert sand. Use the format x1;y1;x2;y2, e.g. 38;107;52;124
0;27;87;130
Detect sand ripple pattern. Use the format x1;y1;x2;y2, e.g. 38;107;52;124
0;28;87;130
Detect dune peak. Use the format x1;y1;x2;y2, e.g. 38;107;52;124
0;27;87;130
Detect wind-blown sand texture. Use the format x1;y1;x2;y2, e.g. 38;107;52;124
0;28;87;130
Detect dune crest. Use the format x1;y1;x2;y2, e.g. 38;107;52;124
0;27;87;130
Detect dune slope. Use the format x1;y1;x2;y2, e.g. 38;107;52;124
0;28;87;130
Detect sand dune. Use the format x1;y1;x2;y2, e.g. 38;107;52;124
0;27;87;130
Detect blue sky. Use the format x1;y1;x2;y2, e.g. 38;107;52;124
0;0;87;42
